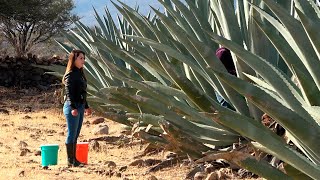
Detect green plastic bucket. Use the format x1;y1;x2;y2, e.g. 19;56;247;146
40;144;59;166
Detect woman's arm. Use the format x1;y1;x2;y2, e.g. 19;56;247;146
64;72;77;109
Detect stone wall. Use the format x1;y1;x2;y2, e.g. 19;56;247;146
0;55;67;89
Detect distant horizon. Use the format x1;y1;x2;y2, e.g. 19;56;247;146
72;0;163;27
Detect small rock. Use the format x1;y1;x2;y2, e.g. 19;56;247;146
148;175;158;180
0;109;9;115
24;106;32;112
180;159;190;167
18;170;25;177
205;172;218;180
20;148;31;156
58;132;64;136
165;151;178;159
105;161;116;168
46;129;57;134
129;159;145;167
186;165;205;180
91;117;105;125
27;159;38;163
119;166;127;172
116;172;122;177
194;172;207;180
144;159;162;166
93;125;109;135
89;140;100;152
23;115;32;119
205;171;228;180
17;141;28;149
41;116;47;119
59;167;71;172
34;150;41;156
205;164;216;174
238;169;257;178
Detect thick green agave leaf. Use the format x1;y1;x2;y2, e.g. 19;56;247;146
252;142;320;179
295;8;320;67
254;0;320;90
207;32;314;121
214;69;320;164
196;151;292;180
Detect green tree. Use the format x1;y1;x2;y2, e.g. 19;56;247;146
0;0;77;57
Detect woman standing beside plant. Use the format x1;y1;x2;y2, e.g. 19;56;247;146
62;49;92;167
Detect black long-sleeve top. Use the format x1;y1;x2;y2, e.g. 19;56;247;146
64;67;89;109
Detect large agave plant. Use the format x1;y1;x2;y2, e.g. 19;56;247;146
39;0;320;179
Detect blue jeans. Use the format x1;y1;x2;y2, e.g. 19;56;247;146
63;101;85;144
215;92;235;111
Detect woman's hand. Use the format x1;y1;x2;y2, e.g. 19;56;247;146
85;108;92;116
71;109;78;117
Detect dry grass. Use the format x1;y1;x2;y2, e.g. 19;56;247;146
0;87;190;180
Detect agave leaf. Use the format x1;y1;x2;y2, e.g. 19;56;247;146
243;73;275;93
207;32;313;120
114;0;157;40
93;7;109;39
254;0;320;90
283;164;312;180
294;0;320;21
252;142;320;179
90;39;155;81
170;0;209;43
159;120;211;158
211;0;255;77
291;64;320;106
151;8;253;116
113;93;238;145
214;69;320;163
120;38;168;78
295;8;320;67
157;0;198;38
55;40;73;53
122;77;232;129
253;17;309;76
236;0;249;46
208;107;320;179
196;151;292;180
184;0;218;49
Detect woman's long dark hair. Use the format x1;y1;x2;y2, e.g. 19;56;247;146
62;49;87;84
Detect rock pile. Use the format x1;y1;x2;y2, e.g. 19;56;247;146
0;54;66;89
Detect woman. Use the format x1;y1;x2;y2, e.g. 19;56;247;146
62;49;92;167
215;47;236;110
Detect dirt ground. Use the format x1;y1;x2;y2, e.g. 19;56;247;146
0;87;263;180
0;87;192;180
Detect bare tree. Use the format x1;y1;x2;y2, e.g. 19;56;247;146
0;0;78;57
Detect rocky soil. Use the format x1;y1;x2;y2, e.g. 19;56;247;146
0;87;263;180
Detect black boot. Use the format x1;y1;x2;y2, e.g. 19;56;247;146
73;143;84;167
66;143;74;167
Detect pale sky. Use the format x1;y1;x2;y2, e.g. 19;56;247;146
72;0;163;26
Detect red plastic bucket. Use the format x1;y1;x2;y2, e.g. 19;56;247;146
76;142;89;164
